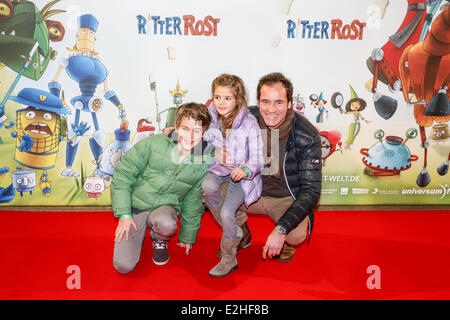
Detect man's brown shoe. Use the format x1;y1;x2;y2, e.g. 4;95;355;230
278;243;296;263
216;222;251;258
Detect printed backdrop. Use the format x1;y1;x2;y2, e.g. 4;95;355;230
0;0;449;207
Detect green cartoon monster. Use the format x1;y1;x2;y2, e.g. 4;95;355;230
0;0;65;80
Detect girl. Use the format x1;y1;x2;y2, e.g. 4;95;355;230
202;74;264;277
344;85;370;150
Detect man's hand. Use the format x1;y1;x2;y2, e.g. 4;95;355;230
231;167;246;182
176;242;193;255
162;127;175;135
262;228;286;260
115;217;138;243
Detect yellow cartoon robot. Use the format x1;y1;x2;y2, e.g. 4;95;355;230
3;88;89;196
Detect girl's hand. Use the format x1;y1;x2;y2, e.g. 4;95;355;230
231;167;246;182
115;217;138;243
176;242;193;255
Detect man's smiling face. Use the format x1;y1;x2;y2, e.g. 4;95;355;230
258;82;292;129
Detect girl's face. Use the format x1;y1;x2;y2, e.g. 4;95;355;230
350;101;361;111
213;86;236;116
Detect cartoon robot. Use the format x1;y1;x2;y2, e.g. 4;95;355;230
83;176;105;199
429;123;449;143
131;118;156;145
3;88;89;196
163;79;187;128
11;169;35;196
0;167;14;203
0;0;65;80
365;0;428;119
293;94;306;116
48;14;126;178
319;130;342;166
360;128;419;176
95;120;131;180
398;4;450;187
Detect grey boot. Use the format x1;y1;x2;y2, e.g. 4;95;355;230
209;227;243;278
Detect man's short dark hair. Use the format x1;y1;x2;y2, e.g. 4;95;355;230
256;72;293;104
175;102;211;132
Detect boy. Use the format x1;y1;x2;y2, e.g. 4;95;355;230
111;103;212;273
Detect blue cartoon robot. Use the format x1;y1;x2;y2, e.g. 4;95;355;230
0;167;15;203
11;169;36;197
49;14;126;177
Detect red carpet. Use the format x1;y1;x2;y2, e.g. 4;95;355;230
1;209;450;300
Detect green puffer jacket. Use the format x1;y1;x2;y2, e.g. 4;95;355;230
111;133;213;244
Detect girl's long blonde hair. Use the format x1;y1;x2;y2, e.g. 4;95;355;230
211;74;247;134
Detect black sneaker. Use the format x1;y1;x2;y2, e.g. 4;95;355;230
152;239;169;265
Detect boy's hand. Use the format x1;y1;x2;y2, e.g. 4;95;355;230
231;167;246;182
115;217;138;243
176;242;193;255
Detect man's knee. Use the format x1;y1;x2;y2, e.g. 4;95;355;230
235;209;248;226
287;232;307;246
286;219;308;245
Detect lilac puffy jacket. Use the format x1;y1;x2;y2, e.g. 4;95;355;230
204;104;264;206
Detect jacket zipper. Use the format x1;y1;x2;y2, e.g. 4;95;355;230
283;152;295;200
283;147;312;242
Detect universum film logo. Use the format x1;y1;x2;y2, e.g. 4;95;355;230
402;184;450;200
136;13;220;37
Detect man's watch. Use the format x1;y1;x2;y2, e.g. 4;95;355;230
275;225;287;235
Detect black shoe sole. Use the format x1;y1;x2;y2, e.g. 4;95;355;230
152;256;170;265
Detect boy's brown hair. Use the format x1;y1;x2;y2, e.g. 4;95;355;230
175;102;211;132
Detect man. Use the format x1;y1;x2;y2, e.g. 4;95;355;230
111;103;212;273
208;72;322;262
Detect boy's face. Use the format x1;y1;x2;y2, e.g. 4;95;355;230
175;116;204;153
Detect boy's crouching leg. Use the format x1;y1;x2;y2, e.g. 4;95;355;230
113;238;143;274
113;210;150;274
148;206;178;266
148;206;178;240
113;258;137;274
